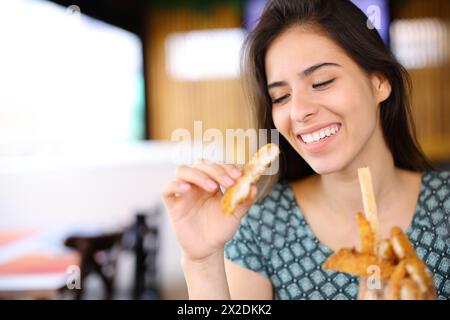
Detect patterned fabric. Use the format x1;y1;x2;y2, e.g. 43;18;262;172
224;171;450;300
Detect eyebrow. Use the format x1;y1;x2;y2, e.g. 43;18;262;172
267;62;341;90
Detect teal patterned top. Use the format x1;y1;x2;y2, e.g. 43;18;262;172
224;171;450;300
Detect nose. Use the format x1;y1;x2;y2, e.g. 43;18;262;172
289;91;317;123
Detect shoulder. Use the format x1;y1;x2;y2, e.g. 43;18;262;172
423;169;450;181
415;170;449;233
412;169;450;208
421;170;450;198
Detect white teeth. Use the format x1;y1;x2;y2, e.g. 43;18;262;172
313;132;320;141
300;125;340;145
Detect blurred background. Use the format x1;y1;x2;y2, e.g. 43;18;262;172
0;0;448;300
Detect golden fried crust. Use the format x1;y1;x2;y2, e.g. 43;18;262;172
356;212;374;255
357;168;381;245
384;255;436;300
321;167;437;300
390;260;408;282
220;180;248;215
377;239;397;263
405;257;434;293
390;227;416;259
424;287;437;300
385;260;407;299
400;278;422;300
322;248;395;280
323;224;437;299
242;144;279;183
386;282;400;300
220;144;279;215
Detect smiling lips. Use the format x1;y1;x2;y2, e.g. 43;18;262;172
298;123;341;145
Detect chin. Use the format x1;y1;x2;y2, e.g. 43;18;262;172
304;156;348;175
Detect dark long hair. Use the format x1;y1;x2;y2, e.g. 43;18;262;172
242;0;433;195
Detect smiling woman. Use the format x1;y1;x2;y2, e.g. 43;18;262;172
265;25;394;175
242;1;434;188
161;0;449;301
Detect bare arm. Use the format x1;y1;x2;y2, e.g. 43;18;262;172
182;253;273;300
161;161;262;300
225;259;273;300
182;251;231;300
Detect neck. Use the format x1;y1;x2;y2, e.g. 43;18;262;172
318;125;401;219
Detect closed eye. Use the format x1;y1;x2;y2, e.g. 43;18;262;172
312;78;336;90
272;94;290;105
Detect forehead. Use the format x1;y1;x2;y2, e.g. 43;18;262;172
265;26;350;79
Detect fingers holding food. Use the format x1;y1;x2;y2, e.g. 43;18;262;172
231;185;258;220
192;160;236;188
221;144;280;215
221;176;253;215
175;165;219;193
217;163;243;180
161;180;191;199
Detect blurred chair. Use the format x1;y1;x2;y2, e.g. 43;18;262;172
64;232;122;300
122;207;161;300
64;206;161;300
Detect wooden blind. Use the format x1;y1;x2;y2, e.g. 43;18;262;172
393;0;450;162
145;6;252;142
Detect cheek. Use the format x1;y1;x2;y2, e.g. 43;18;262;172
272;107;291;135
348;92;378;133
333;80;378;129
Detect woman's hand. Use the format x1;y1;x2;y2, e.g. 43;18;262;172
161;160;257;262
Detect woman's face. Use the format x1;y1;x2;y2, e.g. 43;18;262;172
265;26;391;175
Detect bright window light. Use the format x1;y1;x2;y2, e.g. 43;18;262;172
165;28;247;81
0;0;145;146
390;18;448;69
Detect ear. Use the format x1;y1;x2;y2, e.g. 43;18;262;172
370;72;392;104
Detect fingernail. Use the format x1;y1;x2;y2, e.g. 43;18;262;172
231;168;242;178
179;183;191;191
223;176;234;187
206;179;217;191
